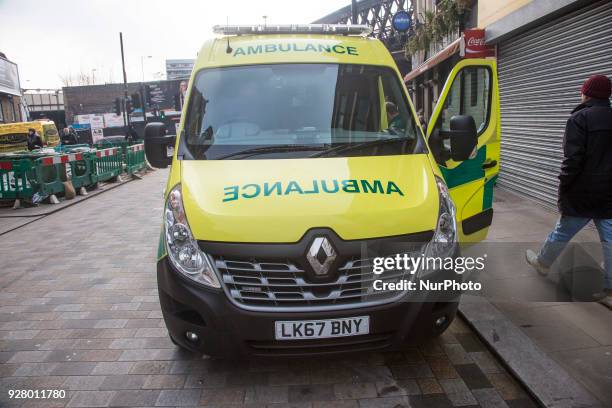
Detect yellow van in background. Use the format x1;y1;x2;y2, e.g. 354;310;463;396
0;120;60;153
144;24;501;357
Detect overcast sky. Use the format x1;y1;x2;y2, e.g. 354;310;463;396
0;0;349;89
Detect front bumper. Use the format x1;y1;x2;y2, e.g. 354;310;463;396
157;258;460;358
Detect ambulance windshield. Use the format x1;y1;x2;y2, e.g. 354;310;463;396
184;63;424;160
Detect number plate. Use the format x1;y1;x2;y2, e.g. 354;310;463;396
275;316;369;340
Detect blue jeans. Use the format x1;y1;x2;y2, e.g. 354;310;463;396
538;216;612;289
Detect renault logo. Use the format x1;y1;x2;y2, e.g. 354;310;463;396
306;237;337;276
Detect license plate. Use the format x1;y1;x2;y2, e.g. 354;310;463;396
275;316;369;340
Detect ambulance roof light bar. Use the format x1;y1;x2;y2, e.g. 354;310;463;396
213;24;373;36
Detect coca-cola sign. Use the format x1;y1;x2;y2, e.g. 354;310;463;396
461;29;495;58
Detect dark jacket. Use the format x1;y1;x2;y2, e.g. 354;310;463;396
558;98;612;218
27;132;43;151
61;130;79;145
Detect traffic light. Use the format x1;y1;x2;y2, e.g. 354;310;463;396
174;93;182;111
144;85;152;107
131;93;141;110
125;96;134;114
114;97;122;116
159;110;166;119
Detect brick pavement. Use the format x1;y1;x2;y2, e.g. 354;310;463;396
0;169;537;407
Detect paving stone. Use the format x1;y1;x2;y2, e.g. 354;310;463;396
91;361;134;375
334;383;378;399
52;362;97;376
454;333;487;353
486;372;528;401
445;391;477;407
358;396;410;407
439;378;470;395
313;401;357;408
67;390;115;407
375;380;421;397
99;374;147;390
390;363;434;379
454;364;492;389
244;385;289;404
468;351;503;374
142;374;186;389
109;390;160;407
200;386;245;405
288;384;335;402
155;389;201;406
129;361;173;375
442;344;473;365
226;371;270;386
408;394;454;408
268;370;310;386
472;388;509;408
417;378;444;394
62;375;107;391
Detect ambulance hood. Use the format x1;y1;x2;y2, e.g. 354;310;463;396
180;155;439;243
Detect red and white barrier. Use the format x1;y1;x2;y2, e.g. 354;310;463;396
128;144;144;152
40;153;84;166
95;147;118;158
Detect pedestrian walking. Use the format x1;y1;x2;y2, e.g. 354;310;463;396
27;128;43;150
526;74;612;307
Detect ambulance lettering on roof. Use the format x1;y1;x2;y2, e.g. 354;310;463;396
233;42;359;57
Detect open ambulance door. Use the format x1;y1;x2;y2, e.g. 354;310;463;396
426;58;500;242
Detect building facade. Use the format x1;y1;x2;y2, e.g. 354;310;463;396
23;90;65;126
165;59;195;80
0;53;24;123
403;0;477;122
483;0;612;207
402;0;612;208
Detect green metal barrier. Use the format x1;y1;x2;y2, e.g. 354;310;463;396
33;155;69;197
93;147;122;182
65;152;95;191
0;158;36;201
125;143;146;174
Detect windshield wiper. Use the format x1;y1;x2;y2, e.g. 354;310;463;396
310;137;413;158
215;144;329;160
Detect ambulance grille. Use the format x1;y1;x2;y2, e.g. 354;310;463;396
214;256;415;311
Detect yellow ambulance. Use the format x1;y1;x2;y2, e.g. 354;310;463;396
0;120;60;153
144;24;500;357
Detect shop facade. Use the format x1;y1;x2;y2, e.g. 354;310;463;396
489;0;612;207
0;54;24;123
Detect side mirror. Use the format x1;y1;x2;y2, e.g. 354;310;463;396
144;122;175;168
449;115;477;162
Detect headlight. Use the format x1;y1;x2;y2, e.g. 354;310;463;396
164;184;220;288
423;177;458;272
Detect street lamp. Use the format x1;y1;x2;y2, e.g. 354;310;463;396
141;55;152;82
91;69;96;85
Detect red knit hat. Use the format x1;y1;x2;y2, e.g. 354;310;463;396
581;75;611;99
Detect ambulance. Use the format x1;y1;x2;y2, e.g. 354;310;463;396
0;120;60;153
144;24;500;357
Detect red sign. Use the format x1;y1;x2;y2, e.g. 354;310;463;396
461;29;495;58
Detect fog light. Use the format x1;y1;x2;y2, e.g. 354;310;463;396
185;331;199;342
435;316;447;327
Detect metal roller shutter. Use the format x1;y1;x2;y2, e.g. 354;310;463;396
497;0;612;207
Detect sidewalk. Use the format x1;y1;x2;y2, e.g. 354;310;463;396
465;187;612;407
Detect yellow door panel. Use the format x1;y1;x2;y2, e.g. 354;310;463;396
427;58;500;242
